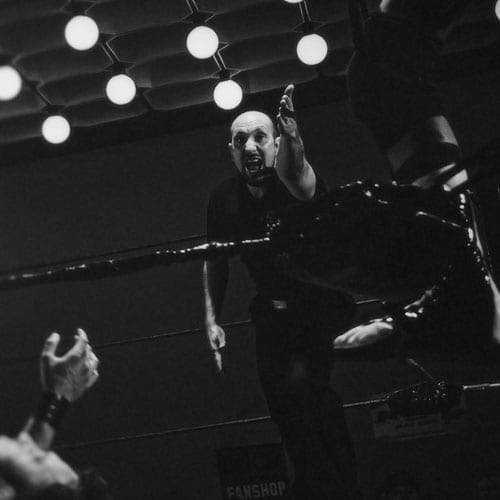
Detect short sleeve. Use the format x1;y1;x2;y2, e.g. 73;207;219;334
206;178;239;242
207;190;226;241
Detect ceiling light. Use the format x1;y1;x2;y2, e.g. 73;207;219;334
64;15;99;51
496;0;500;20
296;33;328;66
105;74;136;105
42;115;71;144
186;26;219;59
213;79;242;110
0;66;22;101
283;0;303;3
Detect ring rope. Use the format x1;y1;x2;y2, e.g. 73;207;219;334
0;233;207;276
55;382;500;451
0;320;253;367
0;239;270;290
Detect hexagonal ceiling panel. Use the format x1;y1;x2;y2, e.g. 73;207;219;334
0;0;498;165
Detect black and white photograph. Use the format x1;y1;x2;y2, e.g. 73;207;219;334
0;1;499;498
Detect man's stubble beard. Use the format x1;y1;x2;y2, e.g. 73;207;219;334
242;166;276;187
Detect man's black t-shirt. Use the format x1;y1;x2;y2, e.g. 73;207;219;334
206;176;358;499
206;172;355;318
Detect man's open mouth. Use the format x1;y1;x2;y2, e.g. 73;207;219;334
244;156;263;174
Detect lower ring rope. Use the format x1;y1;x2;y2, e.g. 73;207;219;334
55;382;500;451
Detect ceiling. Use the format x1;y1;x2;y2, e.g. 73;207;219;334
0;0;499;166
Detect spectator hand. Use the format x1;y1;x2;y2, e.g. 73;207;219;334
40;328;99;402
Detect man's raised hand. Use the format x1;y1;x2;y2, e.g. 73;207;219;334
277;84;298;138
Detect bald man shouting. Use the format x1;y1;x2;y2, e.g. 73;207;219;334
203;86;359;499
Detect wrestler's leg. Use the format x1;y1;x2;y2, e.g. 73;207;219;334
387;116;465;189
390;116;500;342
343;1;498;349
336;117;500;349
467;194;500;344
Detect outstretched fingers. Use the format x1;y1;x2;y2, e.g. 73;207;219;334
41;332;60;359
278;84;296;124
64;328;89;362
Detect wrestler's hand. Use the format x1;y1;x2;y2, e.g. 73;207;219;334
333;320;394;350
206;323;226;373
40;328;99;402
277;84;298;139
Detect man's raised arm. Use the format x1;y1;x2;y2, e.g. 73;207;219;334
275;84;316;201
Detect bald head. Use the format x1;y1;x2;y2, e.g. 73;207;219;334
230;111;276;138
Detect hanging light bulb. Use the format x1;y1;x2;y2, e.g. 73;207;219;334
296;33;328;66
213;79;242;110
283;0;303;3
186;25;219;59
42;115;71;144
105;74;136;105
0;65;22;101
64;15;99;51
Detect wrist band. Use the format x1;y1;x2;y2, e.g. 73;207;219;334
35;392;70;429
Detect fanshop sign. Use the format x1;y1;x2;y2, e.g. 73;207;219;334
226;482;287;499
217;443;289;499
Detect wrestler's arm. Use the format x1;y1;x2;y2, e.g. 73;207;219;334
275;84;316;201
203;258;228;372
334;290;435;349
335;265;484;350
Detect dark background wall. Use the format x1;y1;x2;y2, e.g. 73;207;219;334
0;70;499;499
